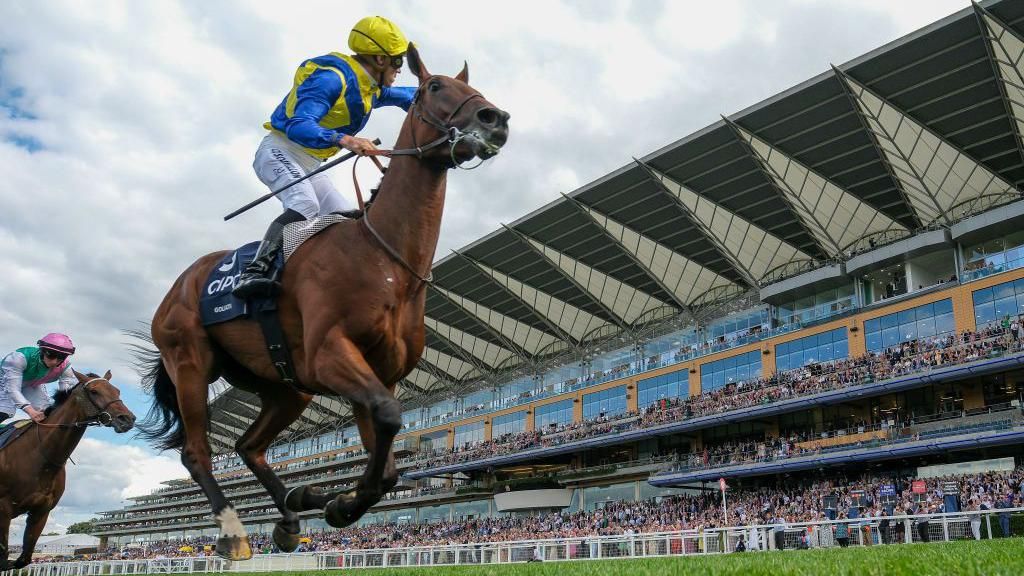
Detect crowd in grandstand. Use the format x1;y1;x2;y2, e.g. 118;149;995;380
411;324;1022;471
92;466;1024;558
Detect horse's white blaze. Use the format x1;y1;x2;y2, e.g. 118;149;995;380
214;507;246;538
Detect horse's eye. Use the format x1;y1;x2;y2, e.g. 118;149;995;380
428;81;441;93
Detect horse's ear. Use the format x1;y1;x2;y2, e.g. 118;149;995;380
455;61;469;84
407;43;429;83
103;370;112;381
73;370;88;383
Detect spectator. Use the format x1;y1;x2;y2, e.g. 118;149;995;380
997;493;1014;537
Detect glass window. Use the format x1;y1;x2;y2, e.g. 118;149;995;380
973;279;1024;328
491;411;526;438
454;420;485;449
774;328;848;372
535;399;574;430
994;282;1016;301
583;482;636;511
973;288;994;306
700;351;761;392
864;298;955;352
583;386;627;419
453;500;490;520
637;371;689;410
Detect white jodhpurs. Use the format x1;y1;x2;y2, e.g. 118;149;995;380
253;132;353;219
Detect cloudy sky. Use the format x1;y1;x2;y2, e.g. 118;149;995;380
0;0;969;541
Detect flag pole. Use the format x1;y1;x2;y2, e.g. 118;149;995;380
720;477;728;525
722;489;728;524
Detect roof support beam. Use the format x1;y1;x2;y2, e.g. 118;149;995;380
429;286;535;362
309;397;350;420
414;362;455;392
634;159;760;287
973;2;1024;175
420;345;480;381
452;250;579;347
424;323;495;374
833;65;946;227
501;224;632;333
561;192;693;316
210;419;245;439
722;117;845;258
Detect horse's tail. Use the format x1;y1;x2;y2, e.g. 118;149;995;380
126;328;185;451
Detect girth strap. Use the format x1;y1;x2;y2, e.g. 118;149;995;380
253;299;318;396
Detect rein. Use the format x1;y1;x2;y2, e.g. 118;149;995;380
346;89;489;289
35;378;124;429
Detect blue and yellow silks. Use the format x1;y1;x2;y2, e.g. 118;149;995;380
266;52;416;160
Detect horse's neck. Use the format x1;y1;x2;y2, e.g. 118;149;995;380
364;135;447;284
36;399;87;469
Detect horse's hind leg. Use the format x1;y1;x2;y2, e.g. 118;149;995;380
313;336;401;528
232;384;310;552
161;343;252;561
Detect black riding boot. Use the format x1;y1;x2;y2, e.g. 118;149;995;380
233;210;304;299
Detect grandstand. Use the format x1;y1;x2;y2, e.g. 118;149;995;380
95;0;1024;555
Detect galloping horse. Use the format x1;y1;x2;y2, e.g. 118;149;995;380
136;45;509;560
0;371;135;570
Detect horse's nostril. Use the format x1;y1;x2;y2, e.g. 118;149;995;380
477;108;499;126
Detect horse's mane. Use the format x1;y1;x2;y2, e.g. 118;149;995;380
44;374;97;416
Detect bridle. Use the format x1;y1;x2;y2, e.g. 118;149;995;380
357;76;494;287
361;77;491;168
33;378;127;469
403;82;488;169
36;378;126;430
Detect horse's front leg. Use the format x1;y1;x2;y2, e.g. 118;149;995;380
14;509;49;569
0;508;10;571
312;335;401;528
164;350;251;561
233;385;311;552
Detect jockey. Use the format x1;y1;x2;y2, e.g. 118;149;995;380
233;15;418;299
0;333;77;423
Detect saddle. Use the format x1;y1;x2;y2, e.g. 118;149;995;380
0;420;32;451
200;214;351;327
199;213;353;392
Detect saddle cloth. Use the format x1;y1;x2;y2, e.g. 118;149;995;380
0;419;32;451
199;214;349;326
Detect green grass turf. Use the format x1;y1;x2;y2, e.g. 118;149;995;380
198;537;1024;576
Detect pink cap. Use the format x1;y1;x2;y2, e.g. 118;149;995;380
38;332;76;355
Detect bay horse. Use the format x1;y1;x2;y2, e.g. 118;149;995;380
136;45;509;560
0;371;135;570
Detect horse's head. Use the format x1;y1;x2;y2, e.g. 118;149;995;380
404;44;509;166
71;370;136;433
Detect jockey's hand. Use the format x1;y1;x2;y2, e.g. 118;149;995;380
24;406;44;423
339;135;379;156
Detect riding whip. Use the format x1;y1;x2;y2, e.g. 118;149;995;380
223;138;382;221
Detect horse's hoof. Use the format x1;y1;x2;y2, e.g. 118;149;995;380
324;497;359;529
215;535;252;561
273;523;301;553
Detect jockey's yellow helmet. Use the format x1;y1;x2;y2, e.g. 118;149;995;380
349;16;409;57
